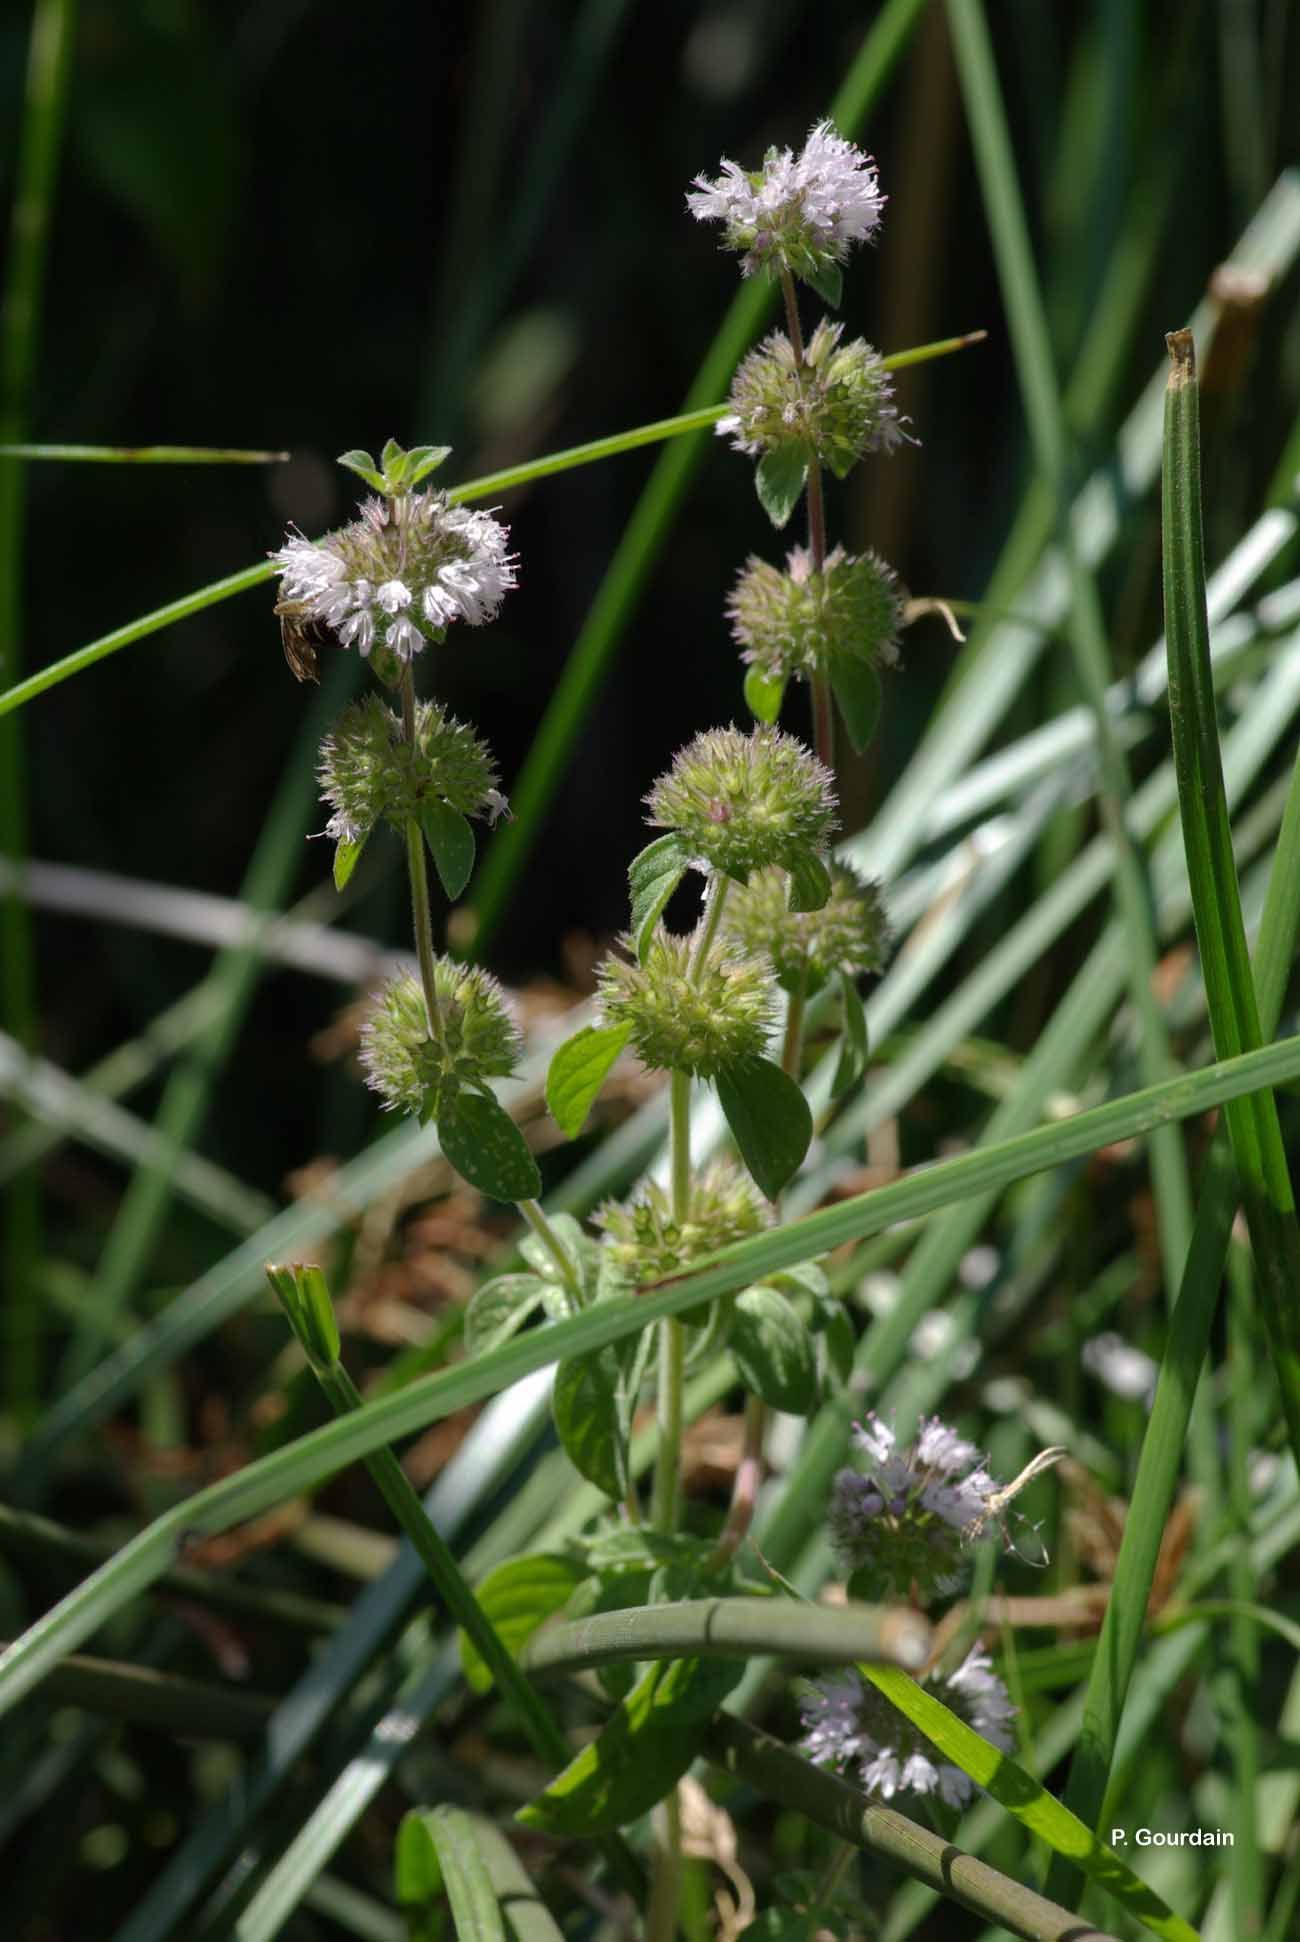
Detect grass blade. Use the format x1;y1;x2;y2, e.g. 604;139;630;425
1162;328;1300;1460
0;0;79;1419
948;0;1192;1302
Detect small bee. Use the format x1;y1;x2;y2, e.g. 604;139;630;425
275;597;328;684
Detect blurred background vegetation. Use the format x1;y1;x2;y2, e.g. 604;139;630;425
4;2;1300;1934
5;0;1297;1213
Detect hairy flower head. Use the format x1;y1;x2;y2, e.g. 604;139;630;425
800;1647;1015;1808
318;696;504;847
646;726;835;882
718;321;903;477
729;545;903;685
725;862;889;997
687;121;884;283
359;964;523;1118
272;488;516;666
597;927;775;1078
596;1159;768;1284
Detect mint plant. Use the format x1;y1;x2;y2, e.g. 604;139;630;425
258;124;1070;1936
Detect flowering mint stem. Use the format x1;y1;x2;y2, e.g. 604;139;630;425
398;666;447;1049
647;1790;683;1942
706;1392;766;1573
689;872;731;976
518;1197;584;1306
779;268;835;774
780;990;807;1079
404;818;446;1049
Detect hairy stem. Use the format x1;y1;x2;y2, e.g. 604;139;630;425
706;1392;767;1573
518;1196;584;1305
780;267;834;773
404;819;446;1048
689;870;731;975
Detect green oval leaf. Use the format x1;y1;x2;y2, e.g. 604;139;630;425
458;1553;586;1694
831;969;869;1099
803;260;844;309
755;445;809;530
394;1809;444;1905
828;652;883;753
545;1022;632;1138
464;1272;548;1357
787;850;831;914
332;831;367;892
517;1656;743;1835
553;1346;629;1500
744;665;787;726
337;447;385;491
731;1284;818;1413
436;1089;541;1203
420;799;476;900
404;444;453;487
628;833;690;961
716;1056;813;1199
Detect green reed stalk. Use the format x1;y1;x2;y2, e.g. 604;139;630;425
0;0;78;1418
1162;328;1300;1467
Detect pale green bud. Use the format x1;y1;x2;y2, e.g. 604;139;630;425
728;544;903;686
718;321;903;477
265;1261;341;1372
646;726;835;883
595;1159;768;1283
318;696;502;847
359;964;523;1118
724;862;889;997
597;927;775;1078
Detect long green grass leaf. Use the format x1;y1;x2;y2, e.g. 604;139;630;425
0;0;78;1418
1161;328;1300;1459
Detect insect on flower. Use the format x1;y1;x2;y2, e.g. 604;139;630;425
275;595;327;684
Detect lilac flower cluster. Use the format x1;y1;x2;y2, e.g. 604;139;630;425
687;120;884;282
828;1414;1003;1598
800;1647;1015;1808
273;490;516;665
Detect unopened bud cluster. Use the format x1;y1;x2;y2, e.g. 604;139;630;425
718;321;902;477
729;545;903;686
360;963;522;1120
319;695;505;847
598;928;774;1078
725;862;889;997
596;1159;768;1284
647;726;835;881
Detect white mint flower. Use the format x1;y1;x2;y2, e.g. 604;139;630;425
800;1647;1015;1809
687;120;884;283
377;578;413;614
271;488;517;666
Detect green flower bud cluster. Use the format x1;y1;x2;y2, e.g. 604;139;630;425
360;962;523;1118
646;726;835;882
318;695;503;847
718;320;902;477
725;862;889;997
728;544;903;686
596;1159;768;1284
597;927;775;1079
